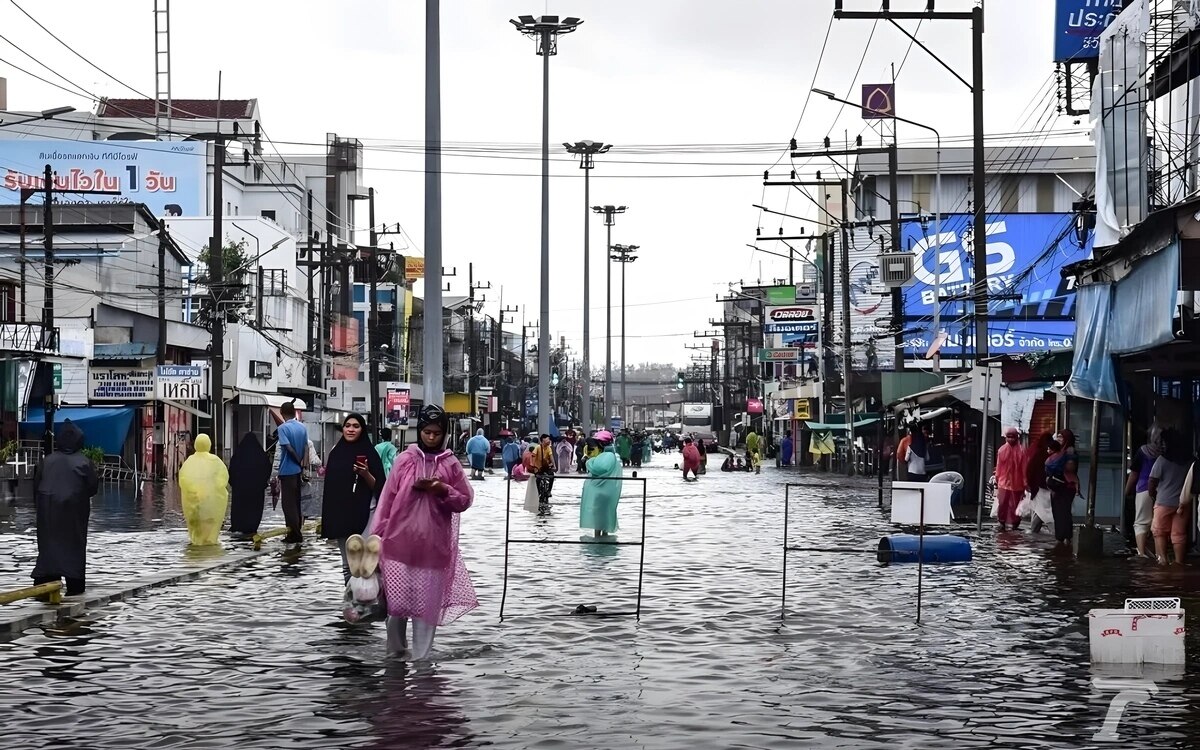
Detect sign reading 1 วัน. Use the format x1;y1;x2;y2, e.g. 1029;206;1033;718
0;141;205;216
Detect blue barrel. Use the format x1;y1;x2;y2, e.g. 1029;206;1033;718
877;534;972;564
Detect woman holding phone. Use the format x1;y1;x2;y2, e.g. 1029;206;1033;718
320;413;384;584
369;404;477;660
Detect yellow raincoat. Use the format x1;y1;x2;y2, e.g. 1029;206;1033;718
178;434;230;546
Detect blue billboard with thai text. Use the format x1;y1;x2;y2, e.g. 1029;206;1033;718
1054;0;1123;62
900;213;1093;359
0;139;205;216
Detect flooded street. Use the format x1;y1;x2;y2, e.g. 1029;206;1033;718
3;461;1200;748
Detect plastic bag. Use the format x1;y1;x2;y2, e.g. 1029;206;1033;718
1015;491;1033;520
343;573;386;624
512;463;529;482
523;476;541;513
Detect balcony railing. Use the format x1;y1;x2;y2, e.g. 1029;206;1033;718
0;323;58;354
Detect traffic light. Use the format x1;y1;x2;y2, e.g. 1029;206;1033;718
676;372;684;390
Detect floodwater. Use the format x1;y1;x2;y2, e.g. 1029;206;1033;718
3;457;1200;748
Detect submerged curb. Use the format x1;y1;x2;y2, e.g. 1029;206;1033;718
0;547;270;636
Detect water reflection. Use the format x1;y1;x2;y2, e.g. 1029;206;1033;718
1;466;1199;747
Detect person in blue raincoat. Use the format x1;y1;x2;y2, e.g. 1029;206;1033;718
500;431;522;478
580;431;622;536
780;434;794;467
466;428;490;481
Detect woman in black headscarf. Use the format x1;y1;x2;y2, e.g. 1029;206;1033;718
321;413;385;583
228;432;271;537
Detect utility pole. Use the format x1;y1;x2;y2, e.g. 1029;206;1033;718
156;219;169;479
565;140;611;436
210;136;226;456
467;262;491;426
425;0;445;408
305;190;316;386
839;178;855;476
41;165;53;455
29;170;119;454
498;295;518;428
833;0;987;359
592;204;625;427
367;187;381;435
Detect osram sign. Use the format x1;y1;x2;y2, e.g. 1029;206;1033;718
765;305;819;335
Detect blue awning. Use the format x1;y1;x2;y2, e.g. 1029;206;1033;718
20;406;137;455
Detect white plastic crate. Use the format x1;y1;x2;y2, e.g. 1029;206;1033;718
1089;599;1186;665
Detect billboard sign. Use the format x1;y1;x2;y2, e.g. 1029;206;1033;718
1053;0;1124;62
764;305;819;335
405;257;425;280
0;140;205;216
900;213;1092;358
766;285;797;305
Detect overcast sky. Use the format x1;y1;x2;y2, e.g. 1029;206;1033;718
1;0;1082;368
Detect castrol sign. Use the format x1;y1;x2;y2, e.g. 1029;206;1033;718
764;306;819;335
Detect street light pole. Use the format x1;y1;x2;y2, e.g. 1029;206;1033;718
811;88;942;369
592;204;625;427
611;244;638;425
425;0;445;409
512;13;583;436
564;140;611;435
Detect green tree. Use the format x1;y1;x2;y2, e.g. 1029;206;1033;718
194;239;251;328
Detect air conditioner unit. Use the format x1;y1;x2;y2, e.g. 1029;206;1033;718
879;253;915;288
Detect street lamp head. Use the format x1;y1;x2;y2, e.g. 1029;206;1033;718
811;88;836;100
39;106;76;118
511;14;583;54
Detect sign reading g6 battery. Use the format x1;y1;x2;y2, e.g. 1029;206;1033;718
764;305;820;335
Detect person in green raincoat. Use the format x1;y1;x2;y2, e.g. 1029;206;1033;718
615;430;632;467
581;431;622;536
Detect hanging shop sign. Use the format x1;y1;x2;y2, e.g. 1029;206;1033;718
794;398;812;421
89;367;155;401
156;365;205;401
759;348;800;362
764;305;820;335
766;286;797;305
386;385;411;427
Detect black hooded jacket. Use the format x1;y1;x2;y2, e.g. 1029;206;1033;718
32;421;100;581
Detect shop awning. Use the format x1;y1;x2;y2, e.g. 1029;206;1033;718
238;391;307;410
20;406;136;455
801;418;880;431
889;377;972;412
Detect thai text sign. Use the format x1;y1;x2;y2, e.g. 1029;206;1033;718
386;385;410;427
759;348;800;362
156;365;205;401
765;305;819;335
90;367;155;401
0;140;205;216
404;257;425;280
1054;0;1124;62
900;213;1093;357
794;398;812;420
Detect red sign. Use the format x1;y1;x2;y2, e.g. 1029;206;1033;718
747;398;764;415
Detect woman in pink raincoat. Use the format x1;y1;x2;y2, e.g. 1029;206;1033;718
368;404;478;659
993;427;1026;531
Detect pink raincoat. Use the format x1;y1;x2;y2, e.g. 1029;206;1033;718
368;445;478;626
995;438;1026;493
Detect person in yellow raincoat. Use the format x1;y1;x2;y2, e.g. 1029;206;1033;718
179;434;230;546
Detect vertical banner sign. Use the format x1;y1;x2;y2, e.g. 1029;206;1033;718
386;385;411;427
